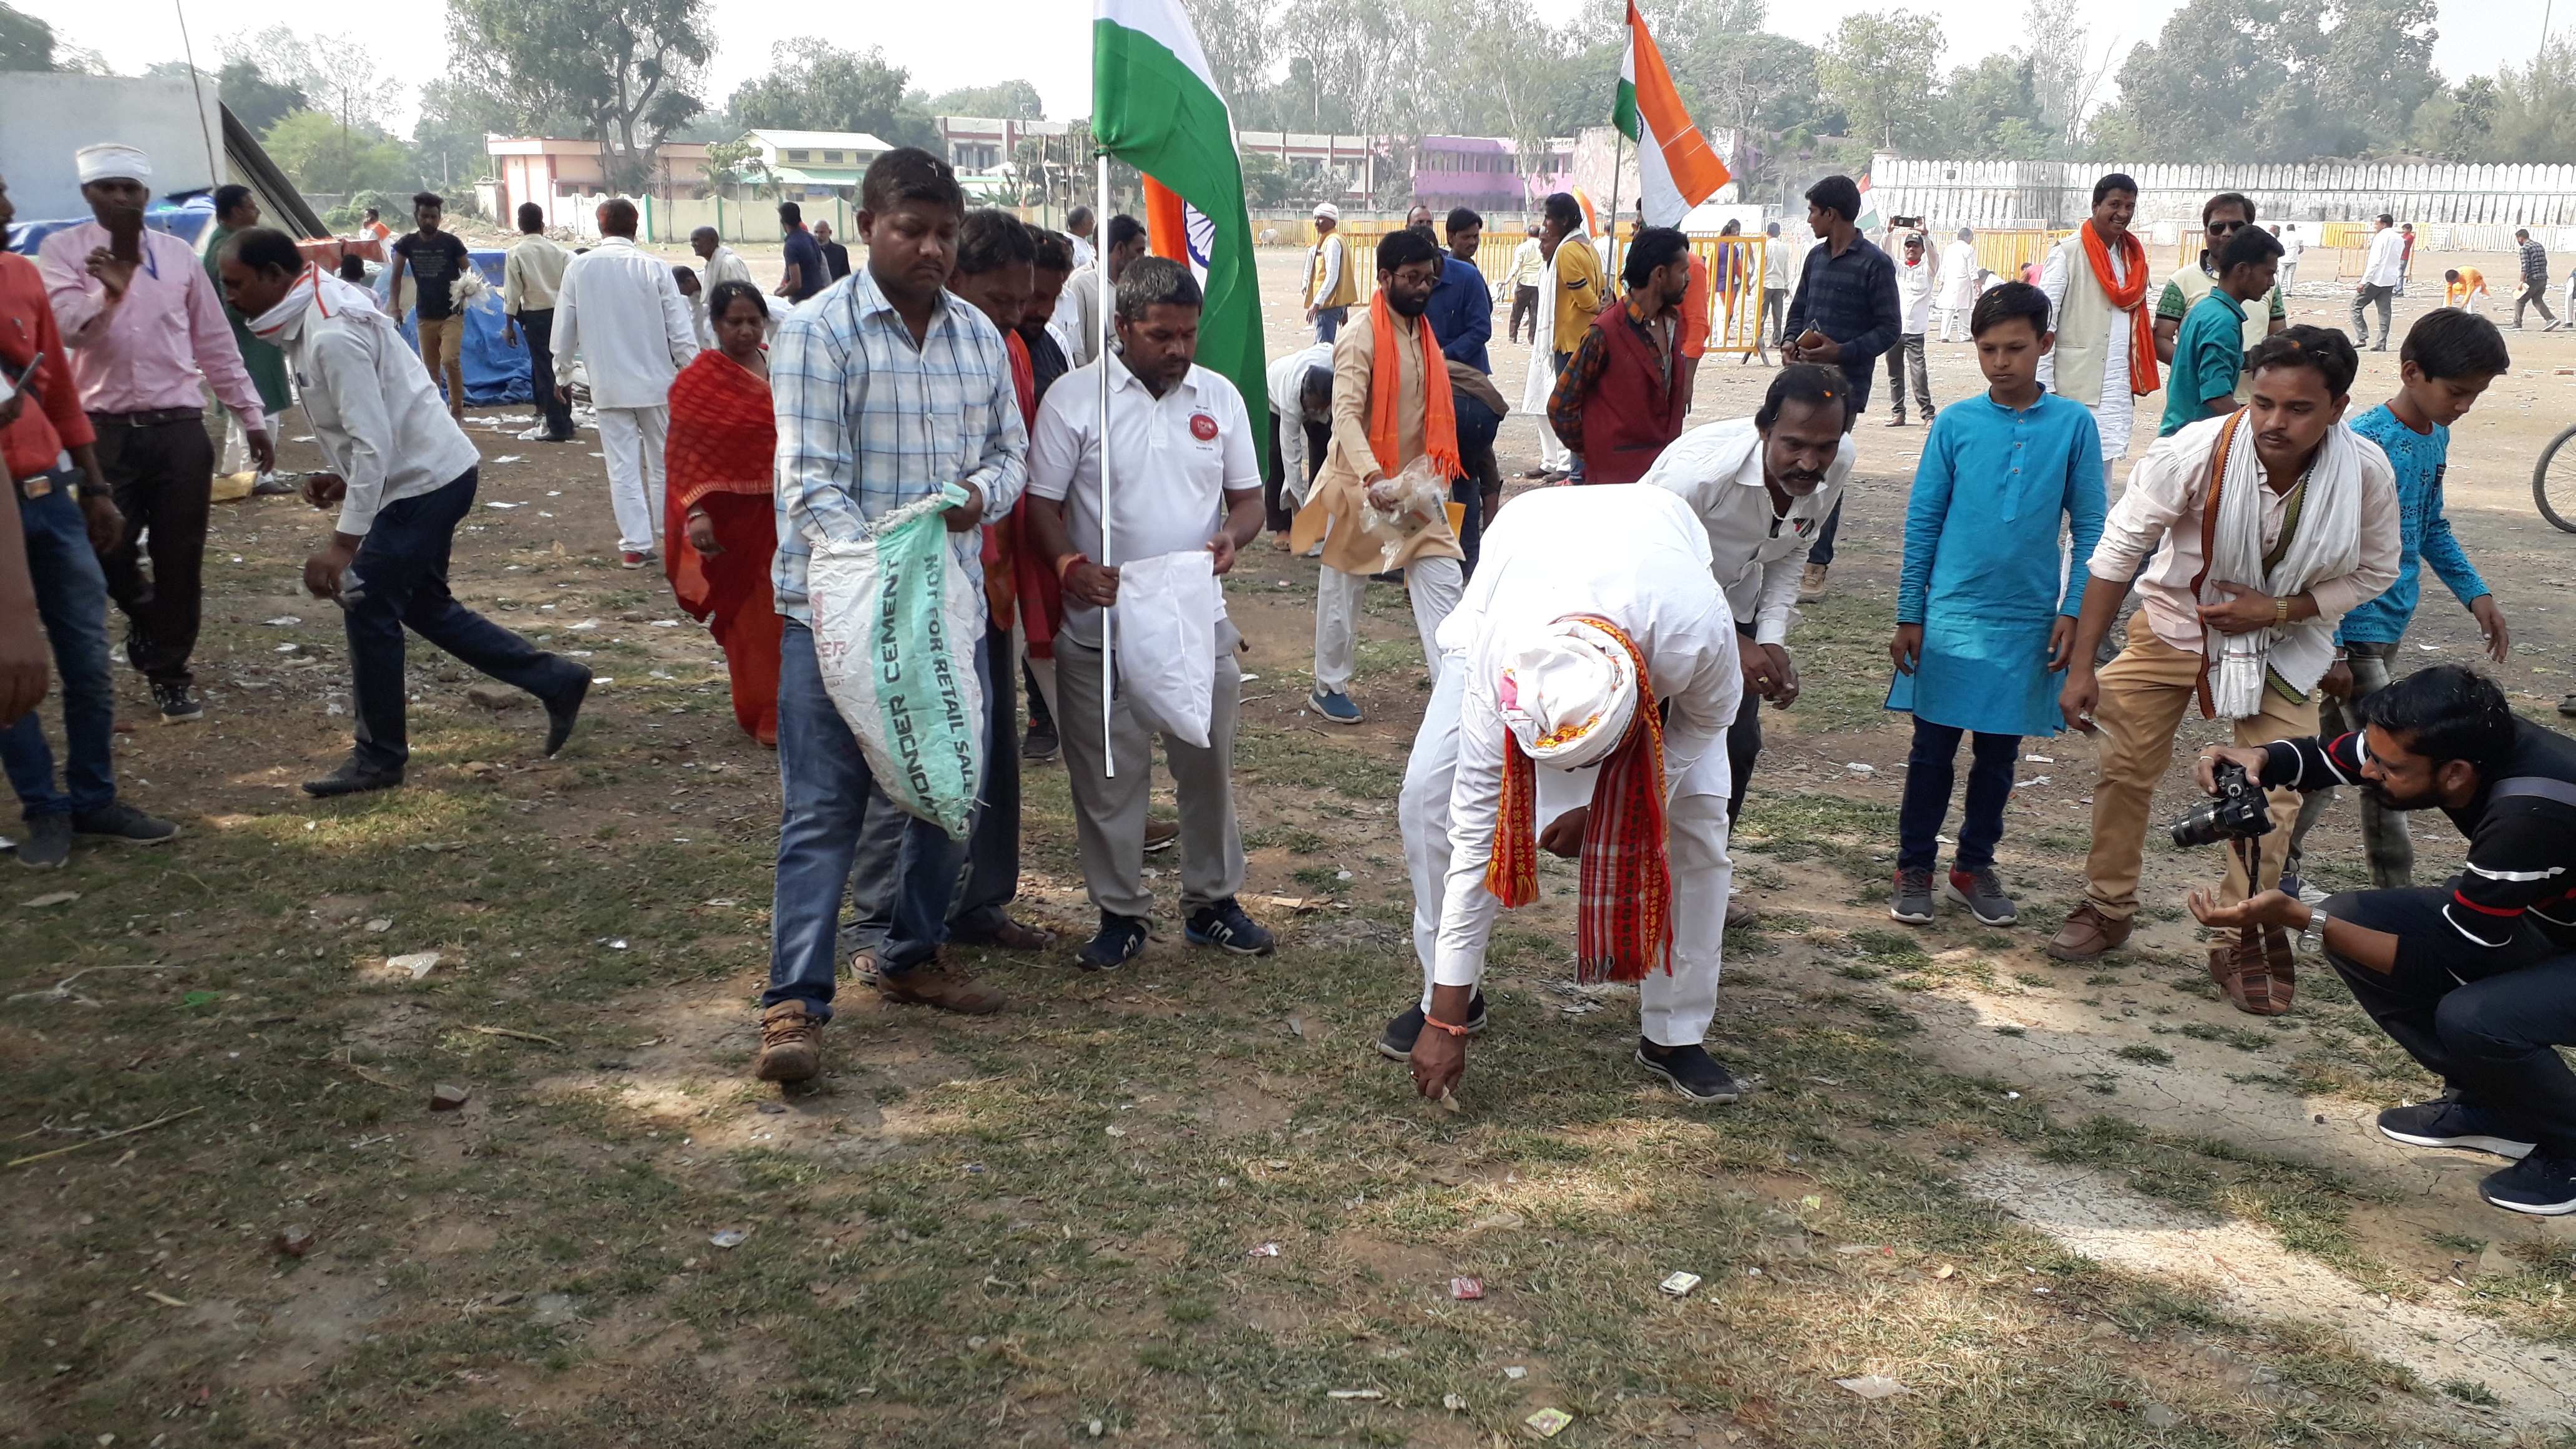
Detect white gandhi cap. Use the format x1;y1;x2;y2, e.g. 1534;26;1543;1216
1312;202;1340;222
76;144;152;185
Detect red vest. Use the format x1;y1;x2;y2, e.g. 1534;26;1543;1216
1576;305;1684;485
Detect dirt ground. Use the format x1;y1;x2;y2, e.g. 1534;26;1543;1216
3;239;2575;1447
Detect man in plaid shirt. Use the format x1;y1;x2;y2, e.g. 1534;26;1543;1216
757;149;1028;1083
2512;228;2560;332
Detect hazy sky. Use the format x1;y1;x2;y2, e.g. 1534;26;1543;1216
24;0;2560;135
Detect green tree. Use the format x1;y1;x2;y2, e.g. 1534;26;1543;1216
1818;11;1944;152
217;59;311;137
265;109;415;195
1;3;56;71
2482;37;2576;163
925;79;1043;119
442;0;712;192
724;38;934;147
700;136;770;196
2086;0;2440;162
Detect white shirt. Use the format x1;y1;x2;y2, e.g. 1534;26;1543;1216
1071;233;1096;271
1056;268;1105;366
1509;237;1543;287
1265;341;1334;489
1762;237;1793;290
698;244;754;292
2279;232;2305;263
1306;232;1345;308
1637;417;1854;646
2362;227;2406;287
1430;485;1742;988
271;289;484;537
1938;240;1979;305
1028;354;1260;648
1894;254;1938;333
552;236;699;410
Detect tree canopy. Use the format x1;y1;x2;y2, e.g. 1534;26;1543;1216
441;0;713;191
724;39;935;147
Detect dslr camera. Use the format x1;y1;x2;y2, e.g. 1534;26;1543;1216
2170;759;2273;848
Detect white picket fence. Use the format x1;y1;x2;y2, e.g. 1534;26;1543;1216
1870;155;2576;235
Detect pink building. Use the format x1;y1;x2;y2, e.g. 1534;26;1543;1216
485;137;712;231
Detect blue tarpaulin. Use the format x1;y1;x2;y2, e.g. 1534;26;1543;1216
5;197;217;256
386;248;532;408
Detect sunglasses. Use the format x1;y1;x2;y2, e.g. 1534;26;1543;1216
2207;220;2249;235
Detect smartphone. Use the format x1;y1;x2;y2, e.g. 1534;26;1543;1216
105;207;145;264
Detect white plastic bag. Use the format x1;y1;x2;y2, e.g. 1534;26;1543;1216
1357;454;1450;570
806;485;987;839
1113;549;1219;749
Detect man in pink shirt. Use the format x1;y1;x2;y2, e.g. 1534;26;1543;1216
37;143;271;723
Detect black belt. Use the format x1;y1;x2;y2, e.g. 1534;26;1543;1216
86;407;203;429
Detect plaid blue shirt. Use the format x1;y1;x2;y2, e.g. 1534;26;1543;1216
1782;233;1903;411
770;267;1028;625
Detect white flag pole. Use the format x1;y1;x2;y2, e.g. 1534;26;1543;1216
1096;150;1116;780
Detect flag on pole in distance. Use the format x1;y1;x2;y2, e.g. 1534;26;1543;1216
1094;0;1267;458
1612;0;1731;228
1855;173;1882;234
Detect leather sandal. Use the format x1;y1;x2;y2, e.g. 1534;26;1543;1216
2045;901;2132;961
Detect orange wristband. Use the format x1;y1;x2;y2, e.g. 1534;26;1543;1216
1423;1015;1473;1038
1056;552;1086;580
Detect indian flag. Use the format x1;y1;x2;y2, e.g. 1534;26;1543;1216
1611;0;1731;227
1093;0;1267;444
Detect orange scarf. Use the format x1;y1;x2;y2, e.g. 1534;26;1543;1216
1484;618;1672;983
1366;291;1461;479
2080;220;2160;398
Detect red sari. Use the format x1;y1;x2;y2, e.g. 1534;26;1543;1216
663;350;783;746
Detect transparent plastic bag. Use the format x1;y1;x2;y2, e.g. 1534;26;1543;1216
1357;455;1450;570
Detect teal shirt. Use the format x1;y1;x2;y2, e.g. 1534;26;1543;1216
2159;289;2248;438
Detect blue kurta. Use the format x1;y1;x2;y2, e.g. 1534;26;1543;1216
1887;390;2107;736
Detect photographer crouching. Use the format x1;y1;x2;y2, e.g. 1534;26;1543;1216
2189;665;2576;1217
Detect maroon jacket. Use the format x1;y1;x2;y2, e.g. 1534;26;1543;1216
1569;306;1682;485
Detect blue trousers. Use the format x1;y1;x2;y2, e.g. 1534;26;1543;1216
847;623;1018;953
766;620;982;1017
1896;718;2021;872
1;480;117;819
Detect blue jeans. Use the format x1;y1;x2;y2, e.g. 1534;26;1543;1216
767;620;980;1018
344;469;582;774
847;624;1017;951
1314;306;1349;342
1896;718;2021;872
1;480;116;819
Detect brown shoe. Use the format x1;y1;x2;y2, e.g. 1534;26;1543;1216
874;953;1008;1015
1725;897;1759;930
1143;818;1181;853
1799;563;1829;602
755;1000;826;1082
2046;901;2132;961
952;916;1056;950
2210;929;2296;1015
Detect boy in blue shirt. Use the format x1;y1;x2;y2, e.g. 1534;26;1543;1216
1886;283;2106;926
2284;308;2512;892
2159;226;2282;438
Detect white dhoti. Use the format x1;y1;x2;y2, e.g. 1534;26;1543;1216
1314;555;1462;695
1400;651;1734;1047
594;404;668;555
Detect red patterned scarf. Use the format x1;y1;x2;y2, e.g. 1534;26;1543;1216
1484;617;1672;983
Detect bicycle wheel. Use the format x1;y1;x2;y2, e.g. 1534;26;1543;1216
2537;424;2576;534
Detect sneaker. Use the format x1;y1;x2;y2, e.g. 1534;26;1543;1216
1375;995;1491;1060
2479;1154;2576;1216
754;1000;826;1082
1078;912;1151;970
14;813;72;869
1799;564;1828;602
1309;687;1363;724
874;952;1008;1014
620;551;652;570
1636;1040;1742;1103
70;801;179;844
1186;896;1275;955
542;671;592;757
152;681;202;723
1021;721;1059;761
1943;864;2019;925
2377;1093;2536;1159
1888;866;1936;924
301;760;402;798
1143;818;1180;853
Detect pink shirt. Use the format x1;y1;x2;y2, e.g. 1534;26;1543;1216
36;222;264;431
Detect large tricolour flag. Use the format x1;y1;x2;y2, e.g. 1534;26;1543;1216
1093;0;1267;447
1612;0;1731;227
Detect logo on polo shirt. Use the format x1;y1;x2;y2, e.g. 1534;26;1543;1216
1189;412;1219;442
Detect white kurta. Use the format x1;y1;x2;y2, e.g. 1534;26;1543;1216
1399;485;1742;1047
1519;247;1568;471
2037;243;2136;461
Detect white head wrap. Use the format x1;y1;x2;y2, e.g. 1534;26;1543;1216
1496;618;1639;771
1312;202;1340;222
76;144;151;185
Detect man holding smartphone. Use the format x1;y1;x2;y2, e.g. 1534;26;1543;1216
37;144;272;724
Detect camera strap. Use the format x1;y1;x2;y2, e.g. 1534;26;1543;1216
2491;776;2576;809
2188;409;2249;721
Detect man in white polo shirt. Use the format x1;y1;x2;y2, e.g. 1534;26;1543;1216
1025;256;1274;971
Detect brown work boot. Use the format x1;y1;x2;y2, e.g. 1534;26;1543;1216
754;1000;826;1083
2046;901;2132;961
874;952;1008;1015
2210;929;2296;1016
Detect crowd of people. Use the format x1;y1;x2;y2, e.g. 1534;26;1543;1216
4;141;2576;1219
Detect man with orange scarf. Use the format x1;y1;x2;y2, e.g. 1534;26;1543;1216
1290;228;1468;726
2039;173;2160;465
1385;482;1745;1104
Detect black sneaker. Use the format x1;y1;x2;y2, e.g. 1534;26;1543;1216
1185;897;1274;955
1635;1040;1741;1103
69;801;178;845
2479;1154;2576;1216
1078;912;1150;971
1889;866;1935;924
542;670;592;756
2378;1093;2537;1159
1021;722;1059;761
301;760;403;798
1375;995;1491;1060
152;681;202;723
1943;864;2019;925
14;813;72;868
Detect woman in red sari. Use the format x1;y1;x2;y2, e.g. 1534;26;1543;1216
664;280;783;745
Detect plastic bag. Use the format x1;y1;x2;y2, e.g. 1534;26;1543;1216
1357;455;1450;570
806;484;986;839
1114;549;1219;748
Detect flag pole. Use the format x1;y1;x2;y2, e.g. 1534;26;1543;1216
1606;129;1626;280
1096;149;1116;781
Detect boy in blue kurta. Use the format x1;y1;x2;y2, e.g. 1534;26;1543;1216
1888;282;2107;927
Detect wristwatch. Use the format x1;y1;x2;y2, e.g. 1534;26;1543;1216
2298;906;2330;957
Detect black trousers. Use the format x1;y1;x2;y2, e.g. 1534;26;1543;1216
1727;622;1764;824
91;413;215;686
2326;885;2576;1155
517;307;575;438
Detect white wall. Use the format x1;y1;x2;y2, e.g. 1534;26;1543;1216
1872;155;2576;232
0;74;227;225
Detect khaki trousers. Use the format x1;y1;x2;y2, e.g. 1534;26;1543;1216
2081;614;2317;937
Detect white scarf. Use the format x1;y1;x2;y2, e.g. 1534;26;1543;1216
246;263;392;343
2199;414;2365;718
